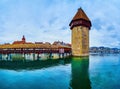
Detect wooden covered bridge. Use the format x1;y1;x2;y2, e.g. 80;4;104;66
0;43;71;60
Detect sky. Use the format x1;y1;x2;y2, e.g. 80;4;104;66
0;0;120;48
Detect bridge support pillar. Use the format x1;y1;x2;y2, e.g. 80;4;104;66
33;53;35;60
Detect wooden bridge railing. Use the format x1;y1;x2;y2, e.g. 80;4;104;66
0;48;71;54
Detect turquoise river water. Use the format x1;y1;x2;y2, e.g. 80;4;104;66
0;54;120;89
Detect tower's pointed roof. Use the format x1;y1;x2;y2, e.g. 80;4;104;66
72;8;90;21
69;8;91;29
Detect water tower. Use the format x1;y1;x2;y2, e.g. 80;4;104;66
69;8;92;56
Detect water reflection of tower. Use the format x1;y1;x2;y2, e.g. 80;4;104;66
69;57;91;89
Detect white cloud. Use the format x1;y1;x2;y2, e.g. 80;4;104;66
0;0;120;48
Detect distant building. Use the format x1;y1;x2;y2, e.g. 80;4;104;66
13;35;26;44
4;43;10;45
90;46;120;54
45;42;51;45
12;35;32;44
53;41;71;47
35;42;43;44
89;47;98;53
53;41;64;45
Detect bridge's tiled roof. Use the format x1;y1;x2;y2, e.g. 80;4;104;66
0;43;71;49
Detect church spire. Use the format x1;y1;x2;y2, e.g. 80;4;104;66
22;35;26;42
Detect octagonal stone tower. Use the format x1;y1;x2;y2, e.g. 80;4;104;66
69;8;92;56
